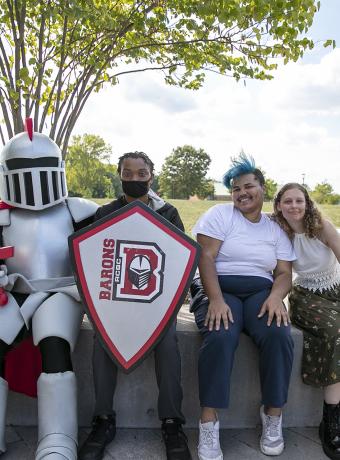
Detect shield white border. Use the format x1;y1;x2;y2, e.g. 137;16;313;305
69;201;200;372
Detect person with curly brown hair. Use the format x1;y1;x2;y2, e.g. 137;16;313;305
274;183;340;460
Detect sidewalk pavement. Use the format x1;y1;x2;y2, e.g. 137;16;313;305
2;425;329;459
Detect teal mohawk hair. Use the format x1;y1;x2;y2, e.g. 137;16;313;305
222;152;257;191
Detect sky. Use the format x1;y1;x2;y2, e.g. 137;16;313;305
74;0;340;193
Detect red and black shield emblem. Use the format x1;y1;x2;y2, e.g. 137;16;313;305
112;240;165;302
69;201;200;372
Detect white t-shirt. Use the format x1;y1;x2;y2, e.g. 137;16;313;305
193;204;296;281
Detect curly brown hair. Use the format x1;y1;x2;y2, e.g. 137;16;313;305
273;183;323;239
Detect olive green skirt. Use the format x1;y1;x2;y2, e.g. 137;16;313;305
289;284;340;387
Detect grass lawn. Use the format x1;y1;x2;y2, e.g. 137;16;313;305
92;198;340;236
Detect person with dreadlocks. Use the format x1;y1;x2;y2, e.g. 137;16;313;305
273;183;340;460
79;151;192;460
190;153;296;460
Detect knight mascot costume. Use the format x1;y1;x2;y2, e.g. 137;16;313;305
0;119;98;459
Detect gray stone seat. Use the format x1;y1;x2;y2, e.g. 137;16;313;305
7;306;323;428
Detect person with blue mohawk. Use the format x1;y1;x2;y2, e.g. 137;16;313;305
190;153;296;460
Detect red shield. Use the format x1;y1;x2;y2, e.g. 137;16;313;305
69;201;200;372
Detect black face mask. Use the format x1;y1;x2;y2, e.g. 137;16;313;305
121;180;150;198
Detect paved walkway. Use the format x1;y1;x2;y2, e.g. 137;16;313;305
2;425;329;459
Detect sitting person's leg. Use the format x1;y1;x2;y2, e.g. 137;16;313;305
33;293;82;460
194;288;243;460
290;284;340;460
154;321;191;460
92;334;118;419
244;286;294;456
37;336;77;460
154;321;184;422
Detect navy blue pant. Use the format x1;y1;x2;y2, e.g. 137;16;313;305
193;276;294;409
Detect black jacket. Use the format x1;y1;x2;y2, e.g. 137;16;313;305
94;196;185;233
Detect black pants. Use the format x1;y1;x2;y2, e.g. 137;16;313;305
92;321;185;424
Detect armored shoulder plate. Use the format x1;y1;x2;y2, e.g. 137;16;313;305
66;197;99;223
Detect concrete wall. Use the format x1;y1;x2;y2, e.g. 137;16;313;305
7;308;323;429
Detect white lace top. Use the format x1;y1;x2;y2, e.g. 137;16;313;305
293;233;340;292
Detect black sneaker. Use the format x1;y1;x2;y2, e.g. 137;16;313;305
161;418;192;460
78;415;116;460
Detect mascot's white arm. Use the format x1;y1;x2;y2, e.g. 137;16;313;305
66;196;99;223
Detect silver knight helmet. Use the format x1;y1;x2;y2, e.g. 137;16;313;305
128;254;152;289
0;119;67;210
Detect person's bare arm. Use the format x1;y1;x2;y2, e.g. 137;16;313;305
258;259;292;327
197;234;234;331
321;219;340;262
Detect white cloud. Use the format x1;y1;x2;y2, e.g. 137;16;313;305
75;7;340;193
122;75;197;113
262;49;340;116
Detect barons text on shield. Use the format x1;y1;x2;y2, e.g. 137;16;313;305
99;238;165;303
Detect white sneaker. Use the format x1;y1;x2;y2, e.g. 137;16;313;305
260;406;284;456
198;419;223;460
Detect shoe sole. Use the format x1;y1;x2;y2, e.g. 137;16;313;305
198;452;223;460
320;445;340;460
78;449;105;460
260;442;284;456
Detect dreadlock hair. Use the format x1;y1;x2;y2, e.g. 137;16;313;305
222;152;265;191
273;183;323;240
117;151;154;175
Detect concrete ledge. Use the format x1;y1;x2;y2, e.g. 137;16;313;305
7;306;323;429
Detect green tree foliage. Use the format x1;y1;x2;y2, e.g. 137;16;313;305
151;174;160;194
66;134;119;198
311;181;340;204
264;178;278;201
326;194;340;205
159;145;211;199
0;0;327;154
197;179;215;200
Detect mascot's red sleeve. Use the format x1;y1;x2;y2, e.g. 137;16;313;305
4;337;42;398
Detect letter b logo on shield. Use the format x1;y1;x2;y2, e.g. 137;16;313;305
112;240;165;303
